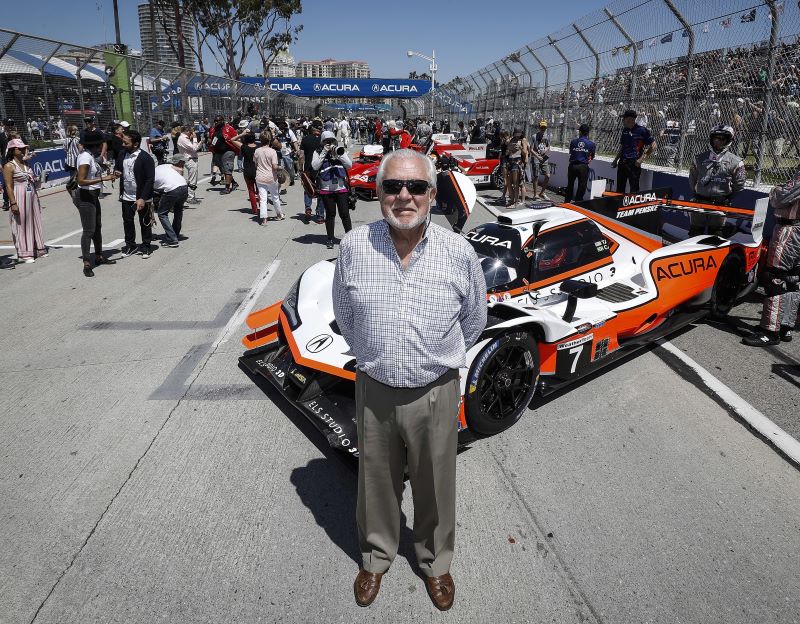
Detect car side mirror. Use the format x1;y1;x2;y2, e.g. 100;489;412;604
560;279;598;322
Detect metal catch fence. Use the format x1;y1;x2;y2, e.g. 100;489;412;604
0;28;318;146
414;0;800;188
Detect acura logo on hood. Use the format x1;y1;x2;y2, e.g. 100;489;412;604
306;333;333;353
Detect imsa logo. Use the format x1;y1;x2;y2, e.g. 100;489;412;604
655;255;718;281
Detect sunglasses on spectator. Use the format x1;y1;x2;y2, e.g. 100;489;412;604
381;179;430;195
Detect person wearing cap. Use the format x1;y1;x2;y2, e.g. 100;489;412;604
177;125;201;204
565;124;596;204
312;130;352;249
611;110;654;194
75;130;119;276
79;116;108;162
153;154;189;248
115;129;156;260
3;138;47;263
531;120;552;200
149;120;169;165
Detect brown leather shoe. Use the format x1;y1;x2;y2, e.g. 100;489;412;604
354;569;384;607
425;572;455;611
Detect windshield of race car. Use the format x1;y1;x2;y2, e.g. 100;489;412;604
464;224;521;290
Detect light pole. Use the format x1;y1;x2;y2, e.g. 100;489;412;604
407;49;437;117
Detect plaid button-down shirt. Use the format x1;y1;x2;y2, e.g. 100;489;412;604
332;219;487;388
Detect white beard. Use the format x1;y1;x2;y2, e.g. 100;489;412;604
384;209;428;231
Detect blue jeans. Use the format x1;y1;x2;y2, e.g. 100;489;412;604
304;190;323;217
157;186;188;243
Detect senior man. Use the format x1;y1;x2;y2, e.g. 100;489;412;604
332;149;487;611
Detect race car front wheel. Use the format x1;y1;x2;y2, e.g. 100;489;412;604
464;331;539;436
491;165;505;192
710;253;745;317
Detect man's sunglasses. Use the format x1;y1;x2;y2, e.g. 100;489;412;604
381;179;430;195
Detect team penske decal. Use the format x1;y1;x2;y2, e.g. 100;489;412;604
618;205;658;218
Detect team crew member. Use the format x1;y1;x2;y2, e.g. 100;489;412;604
530;120;551;199
332;149;487;611
565;124;596;203
743;171;800;346
612;109;655;194
688;125;746;237
312;131;352;249
153;154;189;247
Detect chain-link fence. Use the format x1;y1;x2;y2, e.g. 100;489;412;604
415;0;800;188
0;28;319;147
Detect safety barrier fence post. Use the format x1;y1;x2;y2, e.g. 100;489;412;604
508;52;533;138
572;23;600;126
605;7;638;107
527;46;549;127
548;36;571;147
663;0;695;174
755;0;780;186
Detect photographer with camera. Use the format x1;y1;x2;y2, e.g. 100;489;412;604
312;131;353;249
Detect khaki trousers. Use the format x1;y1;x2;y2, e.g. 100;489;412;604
356;369;459;578
183;157;198;200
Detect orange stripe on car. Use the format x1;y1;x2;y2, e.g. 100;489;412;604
280;315;356;381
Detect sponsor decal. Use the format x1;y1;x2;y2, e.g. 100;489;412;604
655;255;718;281
575;323;593;334
592;320;606;329
502;293;511;301
593;337;610;361
372;84;418;93
557;334;594;350
270;83;301;91
618;205;658;218
351;174;370;183
468;383;477;394
488;294;498;303
261;361;285;378
470;339;502;385
306;333;334;353
292;371;307;384
465;231;513;248
304;400;358;454
314;83;360;93
622;192;658;206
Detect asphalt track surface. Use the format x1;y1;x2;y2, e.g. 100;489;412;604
1;150;799;624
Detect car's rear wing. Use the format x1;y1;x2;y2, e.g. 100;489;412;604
573;188;766;245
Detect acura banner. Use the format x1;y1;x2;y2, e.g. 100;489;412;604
166;77;432;99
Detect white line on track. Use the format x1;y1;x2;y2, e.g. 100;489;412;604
46;228;84;245
212;258;281;350
658;339;800;466
1;238;125;250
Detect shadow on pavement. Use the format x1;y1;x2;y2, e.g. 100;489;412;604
292;233;335;245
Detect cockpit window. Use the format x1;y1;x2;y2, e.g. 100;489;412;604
533;220;611;282
465;224;522;290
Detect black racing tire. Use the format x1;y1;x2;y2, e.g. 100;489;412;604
464;331;539;436
710;253;745;317
490;165;505;191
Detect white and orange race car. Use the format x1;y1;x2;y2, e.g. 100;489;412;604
239;184;766;457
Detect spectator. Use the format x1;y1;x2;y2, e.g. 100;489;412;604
1;118;16;210
3;138;46;263
254;130;282;226
115;129;155;259
236;120;250;172
530;121;551;200
177;125;201;204
232;132;258;214
276;121;298;185
108;123;125;165
64;125;80;177
312;131;352;249
209;115;239;194
565;124;596;203
149;120;169;165
299;121;324;224
337;117;350;149
74;130;118;276
154;154;189;248
505;128;529;206
611;109;654;194
413;118;432;148
454;120;468;143
80;117;107;161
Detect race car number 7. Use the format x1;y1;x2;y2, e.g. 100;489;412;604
568;346;583;374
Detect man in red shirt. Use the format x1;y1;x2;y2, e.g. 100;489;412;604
209;115;240;194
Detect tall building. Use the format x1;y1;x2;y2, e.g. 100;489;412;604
138;3;198;80
296;59;370;79
269;48;296;78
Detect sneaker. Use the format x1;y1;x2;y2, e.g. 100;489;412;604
83;266;94;277
326;239;335;249
315;217;325;224
780;327;793;343
209;177;219;186
20;258;35;264
139;245;152;259
162;241;179;248
187;198;202;204
260;218;267;226
742;330;780;347
220;188;232;195
121;245;138;257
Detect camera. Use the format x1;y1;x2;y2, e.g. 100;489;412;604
335;146;346;156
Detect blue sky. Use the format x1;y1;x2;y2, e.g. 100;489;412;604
3;0;611;80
